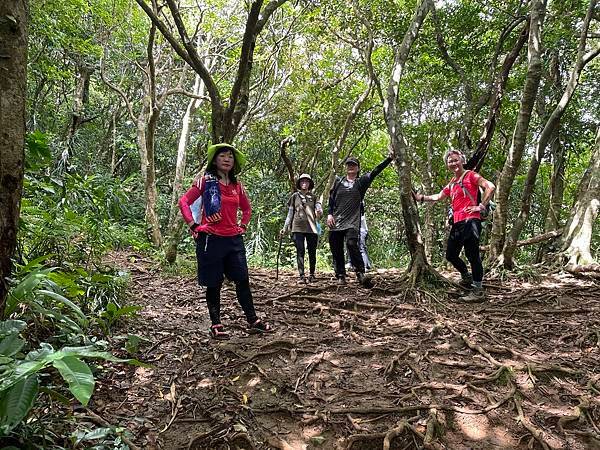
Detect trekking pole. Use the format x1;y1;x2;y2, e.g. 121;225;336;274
275;233;283;280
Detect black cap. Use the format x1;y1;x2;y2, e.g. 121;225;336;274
345;157;360;166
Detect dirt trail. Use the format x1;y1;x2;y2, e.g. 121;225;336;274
93;252;600;450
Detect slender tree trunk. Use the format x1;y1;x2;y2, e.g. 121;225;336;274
322;79;373;205
66;61;93;153
136;101;161;246
134;0;289;145
164;74;206;263
0;0;28;314
559;126;600;267
137;87;163;247
502;0;597;267
488;0;546;265
110;111;117;175
468;23;529;172
383;0;431;283
319;4;377;204
422;129;436;261
545;133;565;231
543;51;565;233
534;52;563;262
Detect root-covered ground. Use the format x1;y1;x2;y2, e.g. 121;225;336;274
91;253;600;449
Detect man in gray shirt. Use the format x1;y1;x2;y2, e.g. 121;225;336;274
327;152;393;285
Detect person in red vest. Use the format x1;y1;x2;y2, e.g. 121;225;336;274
414;149;495;301
179;143;272;339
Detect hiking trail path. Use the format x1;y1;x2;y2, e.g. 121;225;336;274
93;252;600;450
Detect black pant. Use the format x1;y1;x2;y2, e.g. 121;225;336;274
329;228;363;277
446;219;483;283
292;232;318;277
205;279;257;326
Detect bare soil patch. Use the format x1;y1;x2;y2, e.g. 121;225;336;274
91;252;600;449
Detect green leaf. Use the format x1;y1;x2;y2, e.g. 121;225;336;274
52;356;94;406
0;334;25;357
0;375;39;434
0;360;49;392
73;426;114;444
0;320;27;337
38;289;88;326
38;386;72;405
124;334;150;354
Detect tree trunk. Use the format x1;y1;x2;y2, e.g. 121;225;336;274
422;129;436;262
110;111;117;175
502;0;597;267
66;61;93;154
431;4;527;156
383;0;432;283
560;126;600;267
135;0;289;145
136;104;162;247
164;73;206;263
468;23;529;172
545;133;565;231
543;51;565;233
0;0;28;314
488;0;545;265
322;77;373;205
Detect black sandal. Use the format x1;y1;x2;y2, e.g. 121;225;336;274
248;319;273;334
209;324;229;340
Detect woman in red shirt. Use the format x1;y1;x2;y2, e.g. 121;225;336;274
414;149;495;301
179;143;272;339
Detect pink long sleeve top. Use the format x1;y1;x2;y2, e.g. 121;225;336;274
178;176;251;237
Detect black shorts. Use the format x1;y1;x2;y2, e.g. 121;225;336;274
195;233;249;287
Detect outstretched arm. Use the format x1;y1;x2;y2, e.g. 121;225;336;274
415;191;448;203
368;155;393;182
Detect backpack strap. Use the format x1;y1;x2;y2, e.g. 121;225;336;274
453;170;477;206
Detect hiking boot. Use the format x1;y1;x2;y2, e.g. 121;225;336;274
298;275;308;284
356;272;366;285
356;272;374;288
308;274;317;283
337;276;346;286
458;287;485;303
459;274;473;289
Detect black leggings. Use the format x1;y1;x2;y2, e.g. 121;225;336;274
329;228;363;277
446;220;483;283
205;279;257;325
292;232;318;276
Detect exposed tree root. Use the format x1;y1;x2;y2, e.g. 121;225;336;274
558;397;590;434
514;395;556;450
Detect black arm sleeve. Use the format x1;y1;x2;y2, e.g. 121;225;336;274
369;156;393;180
358;157;393;196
